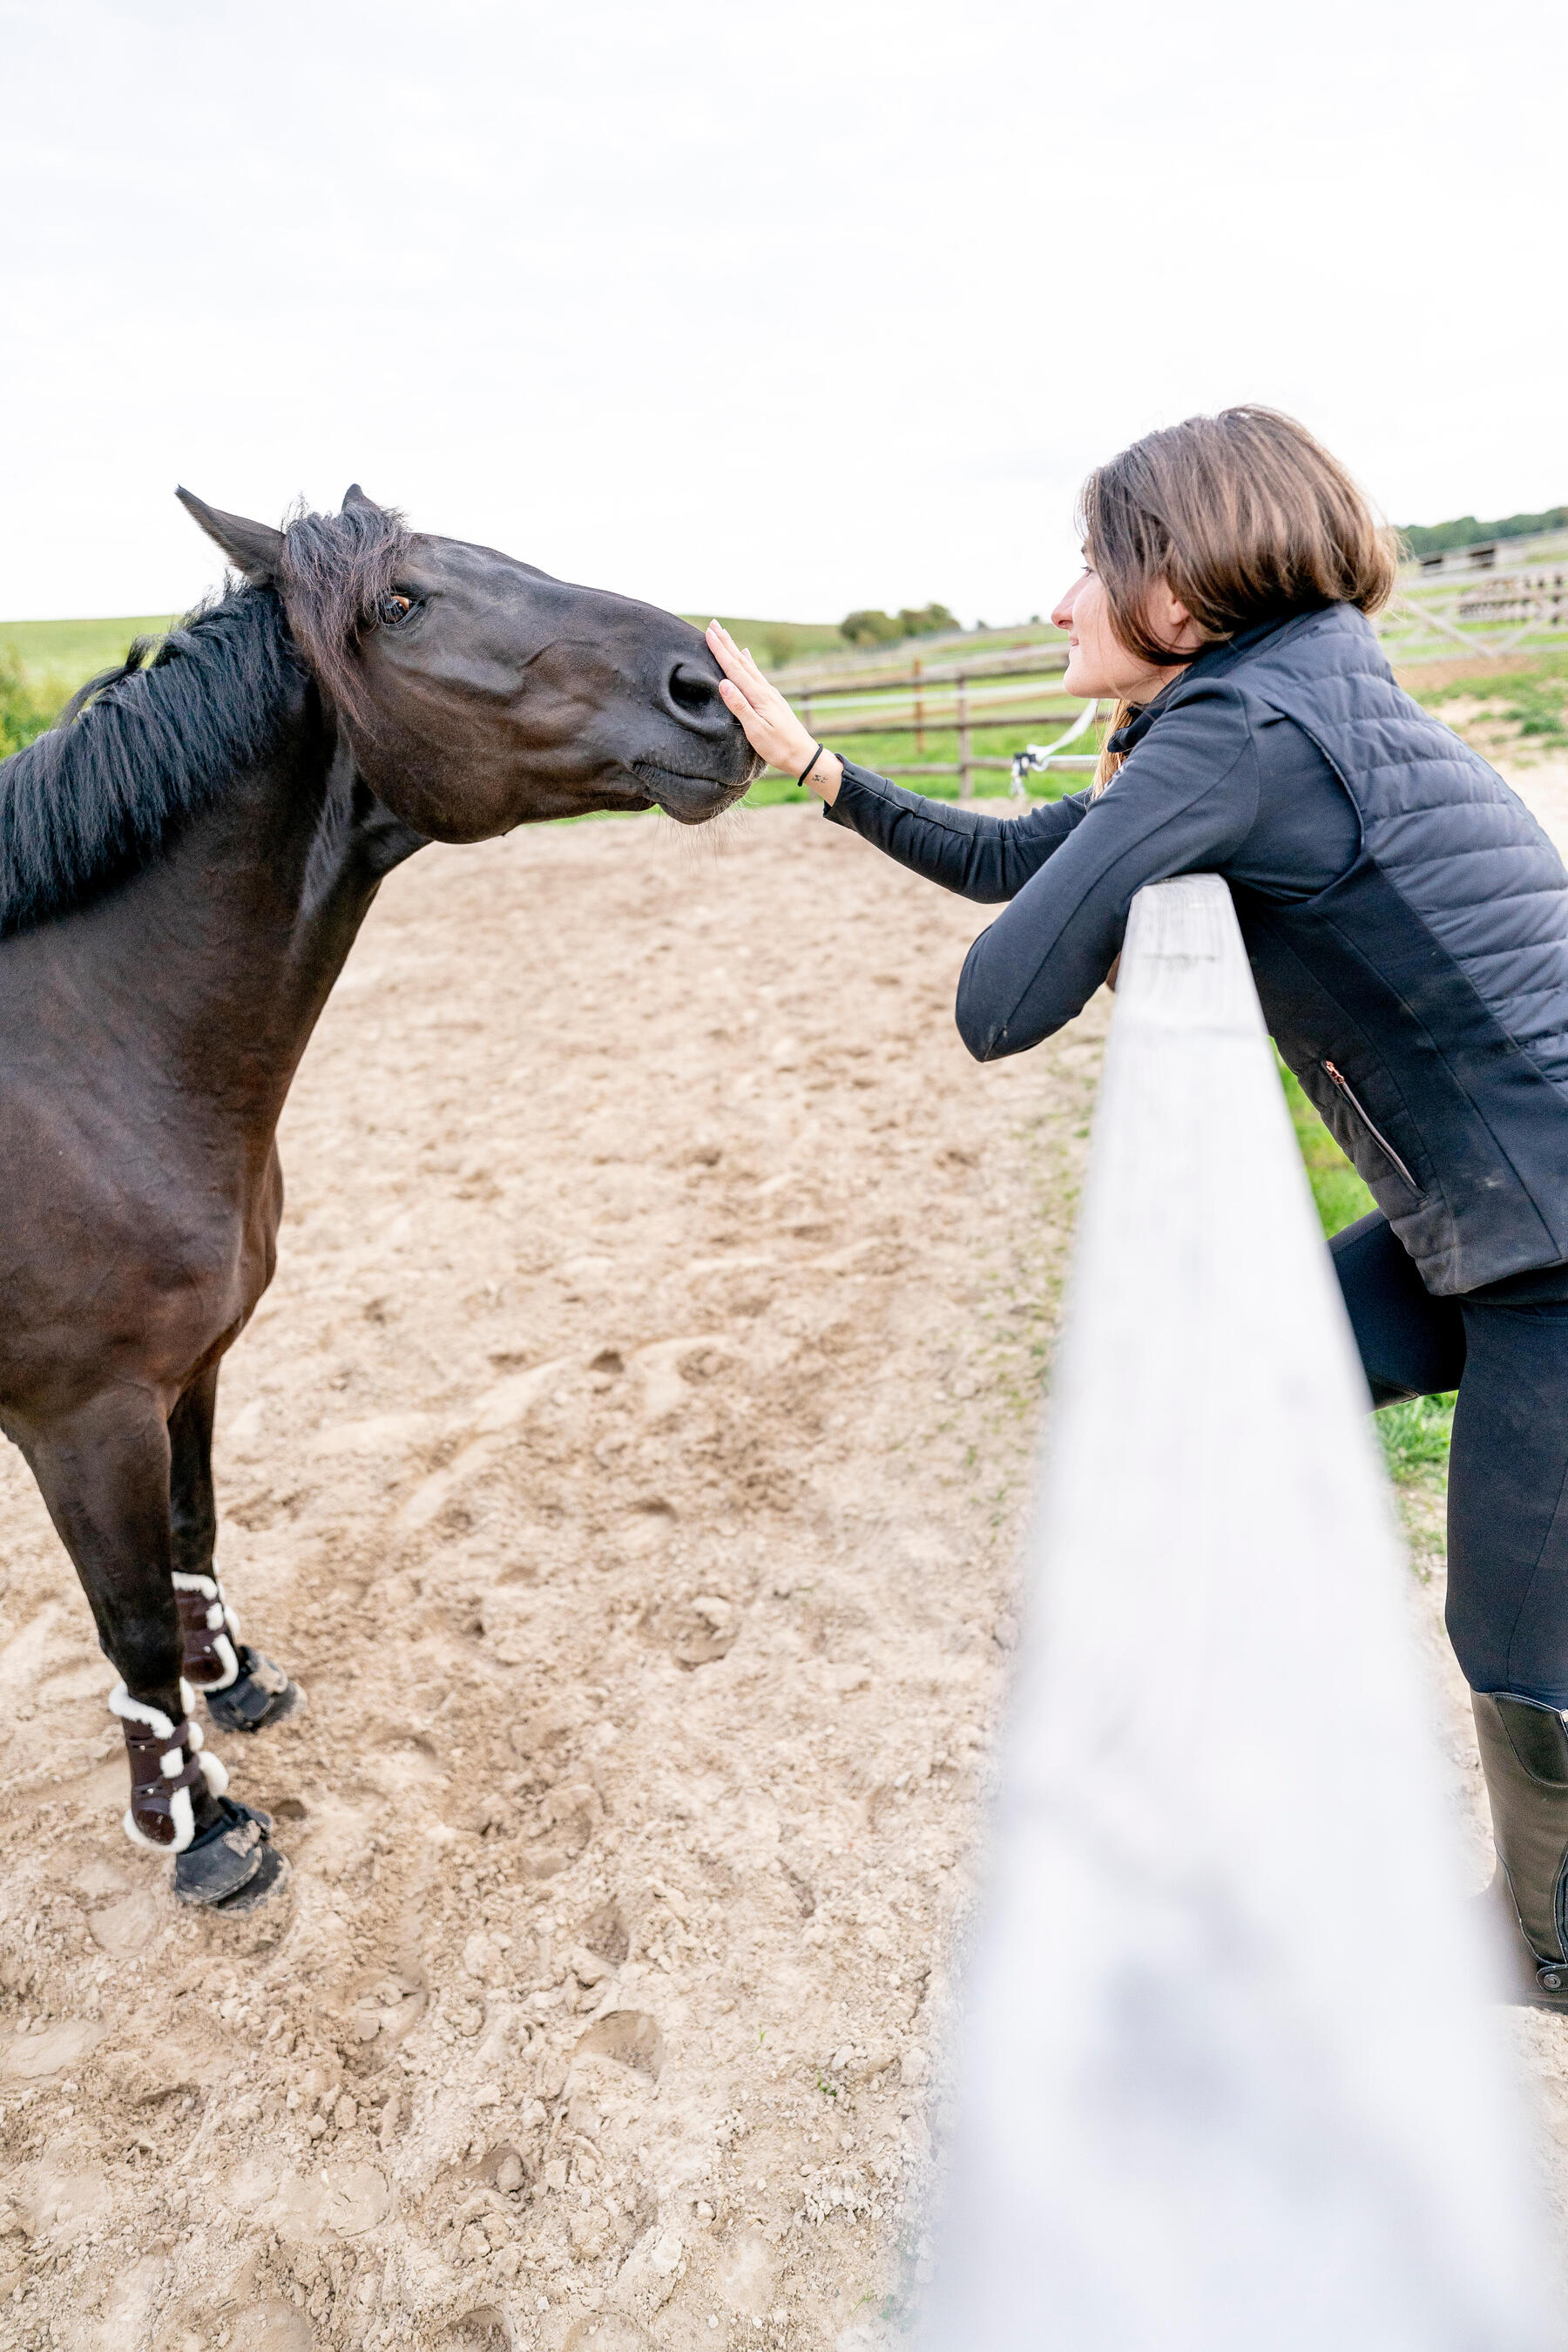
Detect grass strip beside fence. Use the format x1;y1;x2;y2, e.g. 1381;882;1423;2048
1279;1055;1456;1490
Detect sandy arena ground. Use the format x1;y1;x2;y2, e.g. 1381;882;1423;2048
0;802;1102;2352
6;774;1568;2352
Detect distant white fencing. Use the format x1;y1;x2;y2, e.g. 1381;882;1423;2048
917;876;1558;2350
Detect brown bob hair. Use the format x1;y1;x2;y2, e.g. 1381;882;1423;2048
1081;405;1397;662
1081;406;1398;787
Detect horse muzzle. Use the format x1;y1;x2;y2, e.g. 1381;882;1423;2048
629;759;753;827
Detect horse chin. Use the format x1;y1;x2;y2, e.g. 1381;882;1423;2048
628;760;752;828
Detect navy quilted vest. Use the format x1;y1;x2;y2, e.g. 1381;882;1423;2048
1211;605;1568;1293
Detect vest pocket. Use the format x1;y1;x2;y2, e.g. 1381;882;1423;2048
1321;1059;1418;1190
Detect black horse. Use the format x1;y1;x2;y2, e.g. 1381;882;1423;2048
0;487;756;1905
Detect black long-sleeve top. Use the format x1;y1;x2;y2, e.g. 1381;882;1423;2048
822;645;1360;1061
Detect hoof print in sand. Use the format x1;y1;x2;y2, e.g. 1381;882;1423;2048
565;2317;651;2350
572;2009;663;2079
223;2300;314;2351
76;1862;163;1957
266;2159;392;2242
634;1334;733;1423
653;1591;740;1670
432;2306;512;2352
99;2031;218;2106
473;2141;531;2193
0;2018;104;2083
579;1899;630;1965
716;2225;777;2318
523;1778;600;1875
348;1977;426;2048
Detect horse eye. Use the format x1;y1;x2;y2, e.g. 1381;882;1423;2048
379;592;413;624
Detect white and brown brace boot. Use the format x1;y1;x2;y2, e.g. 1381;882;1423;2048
110;1677;228;1853
173;1571;242;1690
175;1567;297;1734
109;1679;276;1906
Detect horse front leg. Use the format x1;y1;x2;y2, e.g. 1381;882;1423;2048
169;1362;299;1734
24;1388;278;1907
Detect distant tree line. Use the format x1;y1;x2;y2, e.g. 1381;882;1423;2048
839;602;960;647
1401;504;1568;558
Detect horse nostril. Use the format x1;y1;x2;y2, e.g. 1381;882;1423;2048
669;662;720;720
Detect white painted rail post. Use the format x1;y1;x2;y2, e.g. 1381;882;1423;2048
917;876;1557;2351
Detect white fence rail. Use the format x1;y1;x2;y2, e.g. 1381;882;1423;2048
917;875;1556;2350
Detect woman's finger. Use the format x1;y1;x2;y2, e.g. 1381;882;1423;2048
716;676;778;746
716;675;763;725
710;634;787;725
717;628;764;675
706;622;761;691
706;628;757;695
713;663;768;720
717;632;787;713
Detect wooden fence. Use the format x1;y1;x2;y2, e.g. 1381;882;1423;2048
917;875;1557;2349
1379;564;1568;666
1455;570;1568;634
767;634;1099;798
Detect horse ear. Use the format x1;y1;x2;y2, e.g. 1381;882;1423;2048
342;483;379;512
175;488;284;585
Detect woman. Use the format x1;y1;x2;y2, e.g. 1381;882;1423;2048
706;406;1568;2005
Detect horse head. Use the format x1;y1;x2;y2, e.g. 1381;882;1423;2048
176;485;762;834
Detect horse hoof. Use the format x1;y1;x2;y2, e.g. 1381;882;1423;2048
172;1796;272;1907
207;1842;290;1913
202;1646;300;1735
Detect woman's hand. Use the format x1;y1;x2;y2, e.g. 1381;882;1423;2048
706;622;843;803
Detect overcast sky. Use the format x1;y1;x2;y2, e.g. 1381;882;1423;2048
2;0;1564;625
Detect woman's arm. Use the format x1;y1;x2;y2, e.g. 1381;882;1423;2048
955;686;1260;1059
705;621;1091;902
827;760;1092;902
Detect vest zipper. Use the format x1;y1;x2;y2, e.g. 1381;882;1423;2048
1321;1060;1417;1189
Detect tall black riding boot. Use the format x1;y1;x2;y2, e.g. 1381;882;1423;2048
1472;1691;1568;2006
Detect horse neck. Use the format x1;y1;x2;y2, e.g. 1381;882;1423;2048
93;715;423;1138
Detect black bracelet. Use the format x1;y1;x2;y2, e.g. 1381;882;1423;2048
798;744;825;788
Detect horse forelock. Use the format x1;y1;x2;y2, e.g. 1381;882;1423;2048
275;499;410;731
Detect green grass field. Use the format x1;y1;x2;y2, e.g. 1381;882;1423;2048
0;613;179;694
0;615;182;756
1418;647;1568;752
680;614;846;669
1279;1057;1456;1485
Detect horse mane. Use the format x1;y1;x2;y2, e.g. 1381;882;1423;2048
0;499;409;939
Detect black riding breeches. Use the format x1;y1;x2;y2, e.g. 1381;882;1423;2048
1331;1211;1568;1707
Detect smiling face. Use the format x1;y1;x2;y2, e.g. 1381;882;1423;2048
1051;558;1203;705
348;532;760;837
